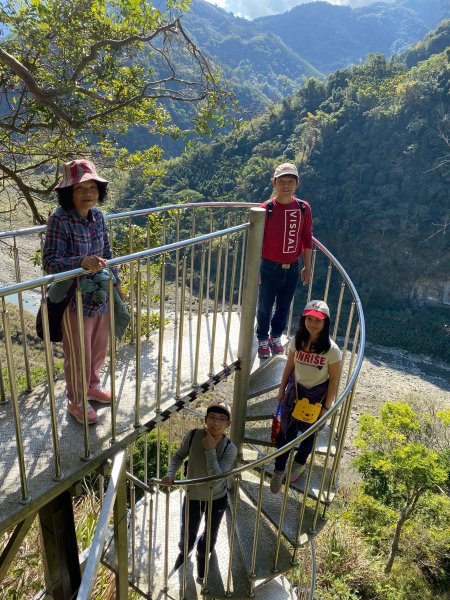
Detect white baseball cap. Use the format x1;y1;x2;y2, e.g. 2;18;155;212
206;401;231;419
273;163;299;180
303;300;330;319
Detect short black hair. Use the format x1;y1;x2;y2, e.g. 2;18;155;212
56;181;108;211
206;406;230;419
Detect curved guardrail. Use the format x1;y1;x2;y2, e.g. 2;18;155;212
0;202;364;599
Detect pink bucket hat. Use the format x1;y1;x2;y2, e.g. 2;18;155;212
55;159;108;189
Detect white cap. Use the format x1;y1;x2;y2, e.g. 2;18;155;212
303;300;330;319
273;163;299;179
206;401;231;419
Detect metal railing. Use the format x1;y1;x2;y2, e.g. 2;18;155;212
0;202;364;599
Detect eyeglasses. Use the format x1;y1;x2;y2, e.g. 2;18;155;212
207;414;229;423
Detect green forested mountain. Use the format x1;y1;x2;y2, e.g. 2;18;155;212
122;0;450;154
254;0;450;72
399;17;450;66
117;21;450;358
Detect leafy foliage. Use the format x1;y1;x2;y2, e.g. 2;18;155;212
314;397;450;599
131;429;176;501
353;401;449;575
0;0;236;222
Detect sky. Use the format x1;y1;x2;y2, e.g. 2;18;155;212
203;0;393;20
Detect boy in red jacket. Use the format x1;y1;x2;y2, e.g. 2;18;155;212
256;163;313;358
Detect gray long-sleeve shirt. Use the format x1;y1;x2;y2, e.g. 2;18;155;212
166;428;237;500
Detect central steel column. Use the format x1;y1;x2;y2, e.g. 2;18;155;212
230;207;265;455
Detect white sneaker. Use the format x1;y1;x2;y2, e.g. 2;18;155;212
289;462;306;483
270;469;284;493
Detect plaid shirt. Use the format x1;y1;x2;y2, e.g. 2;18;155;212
43;206;119;317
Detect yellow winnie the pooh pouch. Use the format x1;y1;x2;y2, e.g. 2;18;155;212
291;380;327;424
292;397;322;424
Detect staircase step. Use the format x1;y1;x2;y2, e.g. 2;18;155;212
239;471;327;547
254;459;337;505
246;393;279;420
244;423;337;456
254;575;297;599
166;511;251;600
230;484;295;581
248;355;287;399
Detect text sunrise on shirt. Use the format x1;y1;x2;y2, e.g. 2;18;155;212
295;350;326;367
260;197;313;263
289;337;341;389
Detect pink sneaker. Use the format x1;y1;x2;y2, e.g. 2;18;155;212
88;386;112;404
67;401;98;425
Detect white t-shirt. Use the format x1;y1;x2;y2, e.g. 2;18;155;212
288;338;341;389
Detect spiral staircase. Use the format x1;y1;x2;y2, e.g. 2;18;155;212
0;203;364;599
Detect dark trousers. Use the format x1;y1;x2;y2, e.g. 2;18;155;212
178;494;228;559
256;260;299;340
274;422;315;472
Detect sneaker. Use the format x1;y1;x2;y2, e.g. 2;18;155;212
67;401;98;425
270;469;285;494
257;339;270;359
289;462;306;483
269;336;284;355
88;386;112;404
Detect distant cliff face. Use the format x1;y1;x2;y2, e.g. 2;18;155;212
411;280;450;308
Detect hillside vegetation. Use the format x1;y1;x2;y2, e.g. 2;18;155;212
122;0;450;154
115;21;450;359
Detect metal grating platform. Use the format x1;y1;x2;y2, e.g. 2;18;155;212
248;355;287;399
229;484;294;581
0;313;241;532
102;488;287;599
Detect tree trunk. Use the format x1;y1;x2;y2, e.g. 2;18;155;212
385;492;421;575
385;504;409;574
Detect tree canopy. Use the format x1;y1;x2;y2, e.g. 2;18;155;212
354;401;449;574
0;0;235;222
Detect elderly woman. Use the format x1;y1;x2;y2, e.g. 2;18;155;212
43;159;123;425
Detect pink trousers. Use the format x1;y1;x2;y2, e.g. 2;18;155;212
61;307;109;404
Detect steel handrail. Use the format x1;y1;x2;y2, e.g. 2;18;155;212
77;450;125;600
132;236;365;490
0;216;364;492
0;223;249;298
0;201;259;241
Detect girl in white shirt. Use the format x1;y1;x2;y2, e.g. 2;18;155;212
270;300;341;494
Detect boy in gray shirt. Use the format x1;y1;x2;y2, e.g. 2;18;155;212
162;401;237;581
